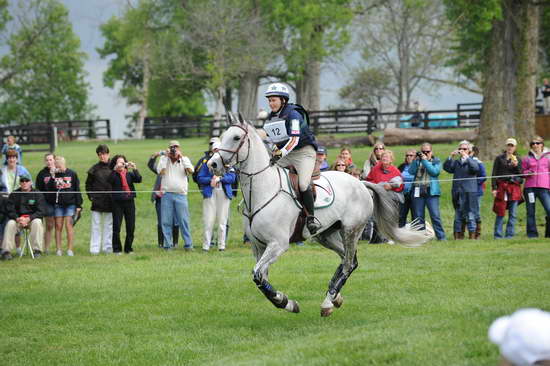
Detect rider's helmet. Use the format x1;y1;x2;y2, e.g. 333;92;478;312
265;82;290;101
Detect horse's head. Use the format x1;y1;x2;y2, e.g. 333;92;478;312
207;112;250;175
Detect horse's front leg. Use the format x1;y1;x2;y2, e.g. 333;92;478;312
252;241;300;313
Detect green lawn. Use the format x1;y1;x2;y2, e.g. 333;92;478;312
1;136;549;365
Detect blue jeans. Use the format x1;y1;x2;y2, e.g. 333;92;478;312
412;195;446;240
494;200;518;239
454;192;478;233
524;187;550;238
161;193;192;248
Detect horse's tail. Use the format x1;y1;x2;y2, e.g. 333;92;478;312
363;181;434;247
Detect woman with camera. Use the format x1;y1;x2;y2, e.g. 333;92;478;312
408;143;446;241
108;155;142;254
46;156;82;256
521;135;550;238
491;138;523;239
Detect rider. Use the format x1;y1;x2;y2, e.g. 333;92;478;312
263;82;321;234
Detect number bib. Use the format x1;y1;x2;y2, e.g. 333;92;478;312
264;119;289;144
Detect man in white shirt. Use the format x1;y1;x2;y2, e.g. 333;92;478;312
157;140;194;250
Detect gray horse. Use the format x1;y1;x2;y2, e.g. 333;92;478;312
208;116;433;316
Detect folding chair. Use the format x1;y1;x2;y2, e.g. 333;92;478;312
18;227;34;259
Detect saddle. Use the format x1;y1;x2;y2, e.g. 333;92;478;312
286;157;326;243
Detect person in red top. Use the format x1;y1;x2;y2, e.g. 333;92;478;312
366;150;404;198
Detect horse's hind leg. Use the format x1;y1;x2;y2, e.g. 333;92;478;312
252;241;300;313
320;227;362;317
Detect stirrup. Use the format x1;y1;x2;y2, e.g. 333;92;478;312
306;216;322;234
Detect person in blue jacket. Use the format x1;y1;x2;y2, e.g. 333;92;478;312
263;82;321;234
409;143;446;240
443;140;480;239
197;139;236;252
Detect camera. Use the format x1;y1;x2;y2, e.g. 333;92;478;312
124;163;129;168
416;151;423;158
170;146;177;155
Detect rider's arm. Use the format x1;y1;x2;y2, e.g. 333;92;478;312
279;116;301;157
280;136;300;157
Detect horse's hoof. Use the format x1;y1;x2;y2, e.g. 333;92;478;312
332;293;344;308
285;299;300;313
320;307;334;317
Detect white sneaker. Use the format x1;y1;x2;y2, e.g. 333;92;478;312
67;250;74;257
56;249;62;256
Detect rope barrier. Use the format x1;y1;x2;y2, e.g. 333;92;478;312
3;170;545;194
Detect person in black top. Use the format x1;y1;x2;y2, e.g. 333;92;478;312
1;173;46;260
108;154;141;254
35;153;56;254
46;156;82;257
85;144;113;254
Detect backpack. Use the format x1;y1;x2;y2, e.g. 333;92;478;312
192;154;208;185
287;103;310;127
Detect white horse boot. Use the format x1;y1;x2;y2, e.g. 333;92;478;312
302;187;321;234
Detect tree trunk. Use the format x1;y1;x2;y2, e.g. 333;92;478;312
135;49;150;139
296;57;321;111
478;0;539;160
212;85;225;137
238;72;259;120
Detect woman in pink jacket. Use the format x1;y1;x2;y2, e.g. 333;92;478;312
522;136;550;238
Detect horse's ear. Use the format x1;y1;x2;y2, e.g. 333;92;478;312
227;112;236;125
238;112;244;124
224;112;231;127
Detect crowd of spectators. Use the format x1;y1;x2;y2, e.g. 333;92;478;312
0;132;549;260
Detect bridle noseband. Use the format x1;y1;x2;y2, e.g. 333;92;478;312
217;124;250;169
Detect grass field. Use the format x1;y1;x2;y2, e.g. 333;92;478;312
1;136;549;365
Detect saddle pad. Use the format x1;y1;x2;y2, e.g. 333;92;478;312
313;175;335;209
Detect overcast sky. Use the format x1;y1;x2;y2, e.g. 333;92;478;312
61;0;481;139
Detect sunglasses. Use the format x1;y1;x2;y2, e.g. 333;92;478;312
20;179;31;183
406;154;415;157
531;141;542;145
374;147;385;151
422;151;431;154
458;148;468;151
336;164;346;167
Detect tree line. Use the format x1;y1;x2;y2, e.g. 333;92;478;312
0;0;548;158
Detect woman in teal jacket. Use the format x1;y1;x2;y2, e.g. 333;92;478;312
408;143;446;240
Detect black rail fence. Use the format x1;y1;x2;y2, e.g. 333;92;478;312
0;119;111;152
144;103;484;139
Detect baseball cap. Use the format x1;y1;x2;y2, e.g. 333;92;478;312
19;173;32;182
489;308;550;366
169;140;180;147
506;138;517;146
317;146;327;155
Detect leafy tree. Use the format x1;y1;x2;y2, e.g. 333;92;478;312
265;0;354;111
346;0;453;111
98;0;206;138
445;0;541;158
339;66;392;110
0;0;94;123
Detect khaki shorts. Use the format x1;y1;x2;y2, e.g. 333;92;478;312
277;145;316;191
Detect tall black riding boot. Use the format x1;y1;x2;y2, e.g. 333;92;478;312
545;217;550;238
302;187;321;234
